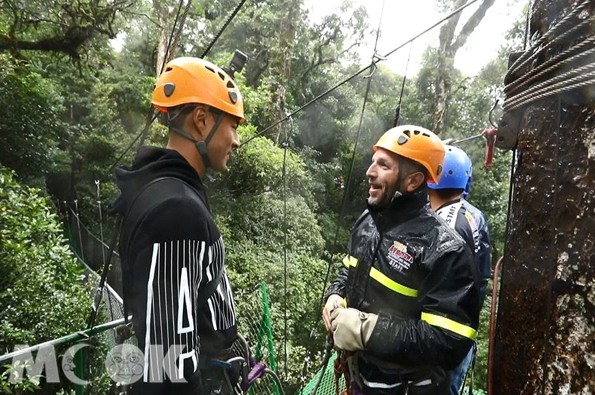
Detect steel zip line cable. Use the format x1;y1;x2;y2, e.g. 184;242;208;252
307;1;387;392
241;0;481;147
109;0;248;171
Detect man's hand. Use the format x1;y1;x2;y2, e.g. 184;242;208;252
322;294;346;332
330;308;378;351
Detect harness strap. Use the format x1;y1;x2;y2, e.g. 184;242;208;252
334;351;351;395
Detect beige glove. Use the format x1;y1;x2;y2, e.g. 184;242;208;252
322;294;346;332
330;308;378;351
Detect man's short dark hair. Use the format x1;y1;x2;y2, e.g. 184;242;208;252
167;104;223;131
167;104;197;129
433;188;465;200
398;154;429;181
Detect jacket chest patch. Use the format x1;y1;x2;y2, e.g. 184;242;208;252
387;241;413;272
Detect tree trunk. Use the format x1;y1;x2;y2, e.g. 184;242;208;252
154;0;193;76
492;1;595;393
433;0;495;134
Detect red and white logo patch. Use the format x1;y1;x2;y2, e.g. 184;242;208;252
387;241;413;272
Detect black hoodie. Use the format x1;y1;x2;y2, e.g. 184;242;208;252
111;147;237;394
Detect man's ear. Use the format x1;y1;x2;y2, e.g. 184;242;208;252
404;172;426;193
191;106;209;138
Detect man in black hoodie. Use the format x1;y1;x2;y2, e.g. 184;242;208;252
322;125;481;395
110;57;244;394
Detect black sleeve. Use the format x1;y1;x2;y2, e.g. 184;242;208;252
325;266;349;300
366;248;481;369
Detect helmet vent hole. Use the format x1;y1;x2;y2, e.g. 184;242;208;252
218;71;225;80
229;91;238;104
421;132;431;137
403;130;411;137
205;65;216;73
226;81;235;88
397;135;408;145
413;130;420;135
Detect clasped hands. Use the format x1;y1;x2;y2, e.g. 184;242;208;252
322;294;378;351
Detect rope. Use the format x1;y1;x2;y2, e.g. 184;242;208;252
487;3;530;390
74;199;86;261
506;0;592;79
241;0;482;147
109;0;244;172
136;0;190;149
503;68;595;111
201;0;248;57
317;0;386;311
300;1;390;390
66;205;121;257
0;317;131;365
281;115;293;379
393;42;413;127
502;7;595;111
160;0;188;75
504;36;595;96
86;183;122;330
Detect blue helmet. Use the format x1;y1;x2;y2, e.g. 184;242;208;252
427;145;472;190
463;173;473;199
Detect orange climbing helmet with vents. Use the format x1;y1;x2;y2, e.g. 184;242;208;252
374;125;445;184
151;57;245;121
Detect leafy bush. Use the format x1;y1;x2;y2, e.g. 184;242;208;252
0;56;66;182
0;165;90;353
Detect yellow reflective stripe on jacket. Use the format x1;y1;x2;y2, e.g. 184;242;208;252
421;312;477;339
343;255;358;268
342;255;419;297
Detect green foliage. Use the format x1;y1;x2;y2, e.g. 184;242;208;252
0;360;41;394
0;166;90;353
0;56;67;181
225;128;315;203
0;0;526;392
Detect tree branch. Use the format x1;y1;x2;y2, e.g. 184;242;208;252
451;0;496;52
439;0;466;50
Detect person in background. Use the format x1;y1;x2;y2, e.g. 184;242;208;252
427;145;491;395
322;125;481;395
111;57;243;394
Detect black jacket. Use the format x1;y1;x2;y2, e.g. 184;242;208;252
111;147;237;394
326;190;481;389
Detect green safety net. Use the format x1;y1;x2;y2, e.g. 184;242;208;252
298;352;347;395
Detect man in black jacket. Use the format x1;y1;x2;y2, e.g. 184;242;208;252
111;57;244;394
322;125;481;395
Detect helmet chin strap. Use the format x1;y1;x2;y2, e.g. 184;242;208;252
170;111;224;169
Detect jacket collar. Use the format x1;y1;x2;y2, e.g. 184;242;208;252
368;188;428;232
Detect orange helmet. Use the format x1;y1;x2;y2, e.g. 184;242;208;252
373;125;445;183
151;57;245;121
